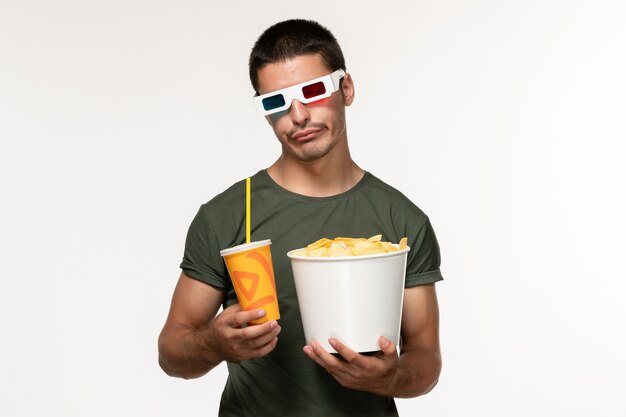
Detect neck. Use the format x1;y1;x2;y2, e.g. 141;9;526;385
267;137;364;198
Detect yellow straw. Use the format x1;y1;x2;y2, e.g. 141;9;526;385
246;177;251;243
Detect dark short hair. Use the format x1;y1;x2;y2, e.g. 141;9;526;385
249;19;346;93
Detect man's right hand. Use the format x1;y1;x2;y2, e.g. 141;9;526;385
201;304;281;363
158;273;281;379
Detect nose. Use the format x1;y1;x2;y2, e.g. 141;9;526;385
289;99;310;127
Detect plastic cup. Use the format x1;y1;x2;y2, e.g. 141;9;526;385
220;240;280;325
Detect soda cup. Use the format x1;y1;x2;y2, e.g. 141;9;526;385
220;239;280;325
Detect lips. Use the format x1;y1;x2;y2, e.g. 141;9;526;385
291;128;322;142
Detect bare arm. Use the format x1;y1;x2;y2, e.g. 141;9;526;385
386;283;442;397
158;272;282;379
303;283;441;398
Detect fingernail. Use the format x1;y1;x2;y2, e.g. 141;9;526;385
379;337;388;348
329;338;337;347
270;320;277;329
258;309;266;317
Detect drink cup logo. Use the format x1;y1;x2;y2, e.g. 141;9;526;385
232;250;277;310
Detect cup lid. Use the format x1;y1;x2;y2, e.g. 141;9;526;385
219;239;272;257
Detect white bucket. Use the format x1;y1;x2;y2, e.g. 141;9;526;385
287;246;409;353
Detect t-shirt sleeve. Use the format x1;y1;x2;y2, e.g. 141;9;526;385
404;218;444;287
179;205;230;289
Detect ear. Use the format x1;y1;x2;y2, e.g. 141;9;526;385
341;73;355;106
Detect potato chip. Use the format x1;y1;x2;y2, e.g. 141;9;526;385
307;238;332;250
367;234;382;242
307;247;329;257
327;242;352;257
295;235;409;257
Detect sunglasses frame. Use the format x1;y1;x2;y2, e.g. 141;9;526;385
253;69;346;116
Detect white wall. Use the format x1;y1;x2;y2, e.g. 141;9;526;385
1;1;624;416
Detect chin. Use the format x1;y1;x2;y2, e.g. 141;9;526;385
292;139;327;159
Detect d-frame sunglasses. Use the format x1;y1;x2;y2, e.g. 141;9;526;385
253;69;346;116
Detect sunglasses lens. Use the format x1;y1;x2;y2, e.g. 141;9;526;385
302;82;326;99
262;94;286;111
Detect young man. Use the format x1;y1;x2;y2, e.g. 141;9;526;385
159;19;443;416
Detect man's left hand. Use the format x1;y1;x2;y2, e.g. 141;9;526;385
303;336;398;395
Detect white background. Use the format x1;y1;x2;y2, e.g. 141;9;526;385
1;1;625;416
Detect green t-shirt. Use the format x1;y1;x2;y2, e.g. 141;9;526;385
180;170;443;417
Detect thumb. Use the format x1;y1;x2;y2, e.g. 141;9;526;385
378;336;398;357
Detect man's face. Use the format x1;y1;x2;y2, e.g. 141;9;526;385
256;54;354;163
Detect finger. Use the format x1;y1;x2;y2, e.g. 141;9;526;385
302;343;325;363
240;319;279;338
378;336;398;358
328;338;361;364
229;308;267;327
303;343;325;367
308;340;345;371
245;322;282;348
251;336;279;358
